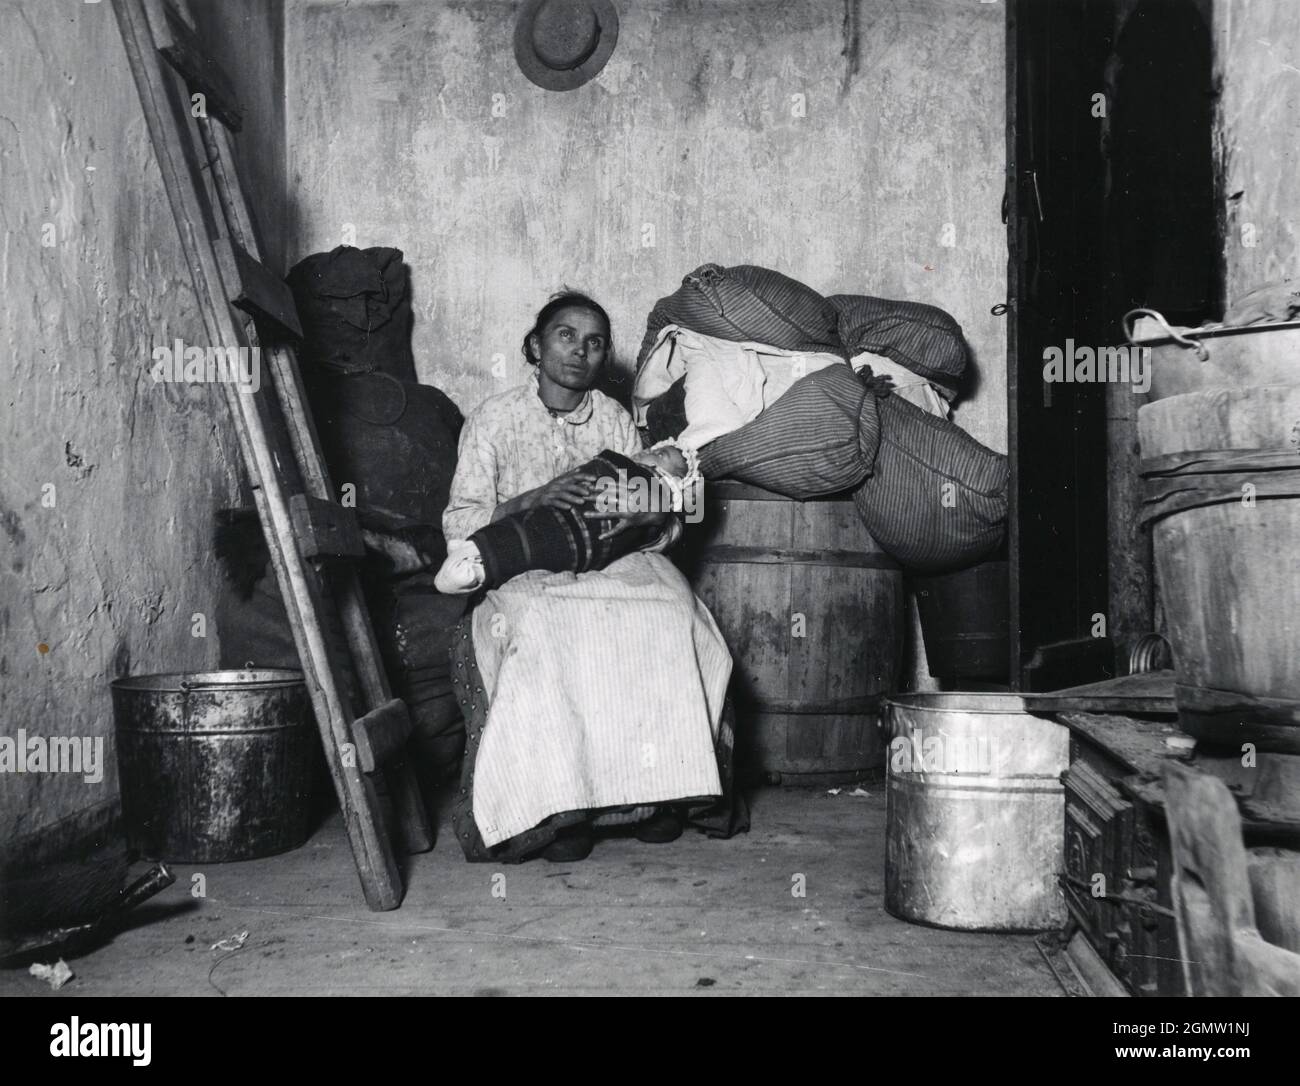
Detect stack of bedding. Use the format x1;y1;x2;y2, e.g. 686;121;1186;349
632;263;1008;573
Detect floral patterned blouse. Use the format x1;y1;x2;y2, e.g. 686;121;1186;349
442;371;645;542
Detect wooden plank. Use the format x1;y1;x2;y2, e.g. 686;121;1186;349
1019;638;1114;693
144;0;245;131
1063;931;1130;997
696;545;900;570
1057;711;1185;777
1165;764;1254;996
1028;669;1176;714
1241;754;1300;824
1005;0;1023;690
112;0;409;909
204;119;332;498
211;237;303;340
1234;933;1300;996
289;494;365;559
352;699;412;774
1106;378;1154;672
1248;849;1300;953
1123;774;1300;846
230;243;304;339
738;694;883;715
1164;763;1300;996
705;481;856;503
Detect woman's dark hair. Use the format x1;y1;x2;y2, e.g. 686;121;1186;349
522;290;612;367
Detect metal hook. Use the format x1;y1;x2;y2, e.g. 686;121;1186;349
1122;308;1210;361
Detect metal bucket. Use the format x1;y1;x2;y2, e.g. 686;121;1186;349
111;669;318;863
884;693;1068;932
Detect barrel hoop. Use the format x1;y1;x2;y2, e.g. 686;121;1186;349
929;633;1007;643
697;544;902;570
1139;467;1300;526
706;481;858;503
736;693;884;715
1140;447;1300;478
888;776;1064;794
117;726;309;736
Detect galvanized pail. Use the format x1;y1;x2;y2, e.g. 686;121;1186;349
111;669;317;863
884;693;1068;932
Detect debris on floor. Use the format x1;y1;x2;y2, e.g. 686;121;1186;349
29;959;74;990
210;931;249;953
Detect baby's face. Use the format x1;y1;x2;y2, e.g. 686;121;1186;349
634;446;688;477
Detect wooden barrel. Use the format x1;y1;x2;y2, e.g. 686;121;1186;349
674;481;903;784
1139;385;1300;753
911;558;1010;680
1136;320;1300;402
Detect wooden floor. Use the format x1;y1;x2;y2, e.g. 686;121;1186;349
3;788;1064;997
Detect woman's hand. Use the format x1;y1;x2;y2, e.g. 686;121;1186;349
531;468;600;511
581;474;673;541
494;469;600;523
583;507;671;542
585;491;676;543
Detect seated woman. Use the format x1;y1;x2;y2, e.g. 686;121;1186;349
442;291;745;862
435;440;699;594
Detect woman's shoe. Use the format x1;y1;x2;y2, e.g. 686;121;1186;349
540;823;594;862
635;807;684;844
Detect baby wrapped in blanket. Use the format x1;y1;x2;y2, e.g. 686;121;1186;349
435;440;700;594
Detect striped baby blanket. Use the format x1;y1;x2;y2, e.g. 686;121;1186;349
467;552;731;847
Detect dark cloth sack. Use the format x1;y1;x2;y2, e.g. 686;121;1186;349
305;374;463;544
697;365;882;499
827;293;969;396
643;375;689;446
289;246;463;539
216;569;467;776
368;573;468;772
287;246;415;378
215;247;470;777
637;263;843;370
850;394;1008;572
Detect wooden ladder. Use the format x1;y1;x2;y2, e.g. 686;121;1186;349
113;0;431;910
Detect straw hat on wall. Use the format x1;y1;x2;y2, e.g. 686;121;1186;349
514;0;620;91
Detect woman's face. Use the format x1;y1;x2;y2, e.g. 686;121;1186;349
530;306;609;391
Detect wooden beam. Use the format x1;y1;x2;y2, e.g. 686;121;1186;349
289;494;365;560
212;241;304;341
145;0;246;130
1164;763;1300;996
1106;380;1153;671
352;699;412;774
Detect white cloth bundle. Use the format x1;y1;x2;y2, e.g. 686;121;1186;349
633;324;845;449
